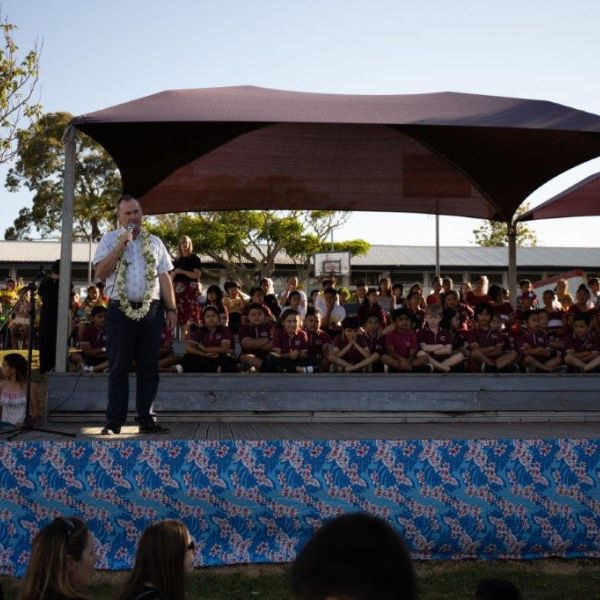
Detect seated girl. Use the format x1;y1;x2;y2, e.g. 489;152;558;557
180;306;237;373
517;309;563;373
281;290;306;320
357;288;388;327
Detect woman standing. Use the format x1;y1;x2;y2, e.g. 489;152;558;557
171;236;202;339
116;520;195;600
19;516;96;600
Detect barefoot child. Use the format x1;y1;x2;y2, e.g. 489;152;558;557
418;304;464;372
0;353;27;425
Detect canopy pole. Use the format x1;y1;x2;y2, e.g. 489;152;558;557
55;126;76;373
435;213;440;277
507;221;517;304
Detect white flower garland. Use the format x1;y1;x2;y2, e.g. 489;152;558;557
115;229;156;320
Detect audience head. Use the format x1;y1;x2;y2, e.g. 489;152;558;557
588;277;599;293
407;292;421;310
444;289;459;309
473;275;489;294
355;282;368;301
5;278;15;290
523;309;538;329
519;278;532;292
19;516;96;600
487;285;503;304
282;309;301;333
442;276;453;292
117;520;194;600
1;352;28;384
303;308;321;332
310;289;320;305
323;287;338;306
260;277;275;295
247;303;267;326
86;285;99;303
224;280;240;296
431;276;442;293
206;285;223;305
177;235;193;257
249;286;265;303
290;512;417;600
537;309;549;330
287;275;300;288
341;317;360;339
365;287;379;305
575;284;591;305
424;303;443;328
573;312;591;336
378;277;391;296
391;308;413;330
287;290;302;308
475;303;493;327
542;289;556;307
321;278;334;290
441;308;459;331
392;283;403;300
365;314;381;333
490;312;504;331
408;283;423;297
90;305;107;327
202;305;220;328
556;279;569;295
520;291;536;310
475;577;521;600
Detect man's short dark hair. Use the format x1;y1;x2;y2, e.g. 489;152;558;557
116;194;138;210
475;577;521;600
290;513;417;600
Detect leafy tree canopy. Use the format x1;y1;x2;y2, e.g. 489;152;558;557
147;210;370;285
473;203;537;247
4;111;121;240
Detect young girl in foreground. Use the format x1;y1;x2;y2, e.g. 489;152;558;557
116;520;195;600
0;352;27;425
19;516;96;600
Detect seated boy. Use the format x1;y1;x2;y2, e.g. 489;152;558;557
303;308;331;373
261;309;315;373
418;304;464;372
468;304;519;373
488;311;520;372
238;303;274;371
320;287;346;339
383;308;430;372
329;317;376;373
563;313;600;372
362;314;386;372
517;309;563;373
240;287;274;326
77;305;109;373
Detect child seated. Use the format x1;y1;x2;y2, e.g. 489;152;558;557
241;287;275;326
467;304;519;373
330;317;376;373
303;308;331;373
487;284;514;325
441;308;467;370
418;304;464;372
362;314;386;372
73;305;109;373
261;309;315;373
517;309;563;373
383;308;430;373
405;292;425;330
181;306;238;373
158;322;184;373
357;288;388;327
238;303;274;371
443;289;474;331
563;313;600;372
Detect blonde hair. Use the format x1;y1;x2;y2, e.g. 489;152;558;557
19;517;90;600
178;236;193;258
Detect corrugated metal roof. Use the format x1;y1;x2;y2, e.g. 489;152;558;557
1;241;599;269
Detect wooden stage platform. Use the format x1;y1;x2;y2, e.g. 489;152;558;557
36;372;600;441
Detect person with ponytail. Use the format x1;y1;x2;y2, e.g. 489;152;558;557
19;516;96;600
116;520;195;600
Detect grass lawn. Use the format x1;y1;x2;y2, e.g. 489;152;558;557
2;559;600;599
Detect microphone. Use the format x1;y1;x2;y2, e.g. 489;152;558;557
124;223;135;245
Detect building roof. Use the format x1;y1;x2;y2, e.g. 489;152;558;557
1;240;599;270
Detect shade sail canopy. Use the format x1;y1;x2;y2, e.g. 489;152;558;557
516;171;600;222
70;86;600;221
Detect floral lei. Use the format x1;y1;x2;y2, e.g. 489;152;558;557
115;228;156;320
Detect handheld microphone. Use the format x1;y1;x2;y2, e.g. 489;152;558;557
124;223;135;245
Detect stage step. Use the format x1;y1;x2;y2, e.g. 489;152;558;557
47;373;600;424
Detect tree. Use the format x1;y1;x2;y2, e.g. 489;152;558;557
148;210;370;286
473;203;537;247
5;111;121;241
0;15;42;164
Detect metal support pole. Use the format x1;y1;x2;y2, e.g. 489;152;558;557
435;213;440;277
55;126;76;373
507;222;518;304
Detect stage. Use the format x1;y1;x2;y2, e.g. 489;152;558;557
1;373;599;576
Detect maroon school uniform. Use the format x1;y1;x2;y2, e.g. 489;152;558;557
417;325;453;349
517;328;549;350
273;328;308;354
564;332;598;353
357;303;388;326
305;328;331;360
491;302;515;321
364;331;385;355
426;293;442;305
191;325;234;347
454;303;474;331
333;333;369;365
451;330;465;352
239;324;272;358
467;327;504;349
465;291;489;307
407;308;425;330
81;324;106;350
385;329;418;359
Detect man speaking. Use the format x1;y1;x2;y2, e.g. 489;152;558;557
93;195;177;435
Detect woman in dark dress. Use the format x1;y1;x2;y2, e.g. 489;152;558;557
170;236;202;339
116;520;195;600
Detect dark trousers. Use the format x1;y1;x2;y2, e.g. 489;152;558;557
181;353;238;373
105;300;163;426
261;354;314;373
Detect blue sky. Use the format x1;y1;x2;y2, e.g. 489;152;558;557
2;0;600;246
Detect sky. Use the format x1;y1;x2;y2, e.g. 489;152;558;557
2;0;600;247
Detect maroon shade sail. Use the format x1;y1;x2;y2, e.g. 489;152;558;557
70;86;600;221
515;171;600;222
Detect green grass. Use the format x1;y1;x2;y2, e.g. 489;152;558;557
2;560;600;599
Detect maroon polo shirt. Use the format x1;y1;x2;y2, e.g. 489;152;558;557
417;325;453;348
564;332;598;353
305;328;331;359
517;328;549;350
385;329;418;358
467;327;504;349
273;328;308;354
357;302;388;326
364;331;385;355
491;302;515;321
81;325;107;350
333;333;369;365
239;324;272;357
465;291;489;307
191;325;233;347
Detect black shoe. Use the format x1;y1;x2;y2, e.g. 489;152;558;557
138;421;170;434
101;423;121;435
